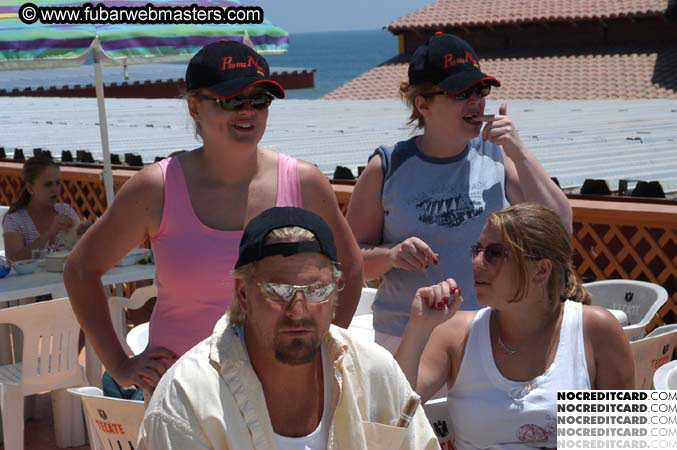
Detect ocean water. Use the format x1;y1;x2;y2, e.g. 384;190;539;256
0;29;397;99
264;28;397;99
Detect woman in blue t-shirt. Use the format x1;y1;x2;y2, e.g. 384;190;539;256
346;33;571;351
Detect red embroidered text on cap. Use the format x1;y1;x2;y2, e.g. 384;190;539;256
221;56;266;76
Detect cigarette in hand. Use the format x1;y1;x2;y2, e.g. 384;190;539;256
477;114;495;122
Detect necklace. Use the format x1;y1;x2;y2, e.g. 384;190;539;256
497;334;518;355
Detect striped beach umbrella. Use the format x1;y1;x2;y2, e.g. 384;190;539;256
0;0;289;204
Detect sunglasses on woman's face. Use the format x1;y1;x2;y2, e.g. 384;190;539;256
470;243;509;265
423;83;492;101
196;93;274;111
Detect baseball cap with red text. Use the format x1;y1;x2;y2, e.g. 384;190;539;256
186;40;285;99
408;33;500;93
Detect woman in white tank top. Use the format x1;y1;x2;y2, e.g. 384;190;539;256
395;203;634;449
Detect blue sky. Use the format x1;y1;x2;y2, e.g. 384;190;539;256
242;0;433;33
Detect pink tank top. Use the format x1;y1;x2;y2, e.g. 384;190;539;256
149;153;302;361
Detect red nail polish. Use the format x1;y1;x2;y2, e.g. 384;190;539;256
458;288;462;296
443;296;449;305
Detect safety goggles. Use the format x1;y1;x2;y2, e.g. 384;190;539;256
255;280;339;305
423;83;492;101
470;243;510;265
197;93;274;111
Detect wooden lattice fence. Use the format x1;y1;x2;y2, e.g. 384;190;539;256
571;199;677;332
0;162;138;220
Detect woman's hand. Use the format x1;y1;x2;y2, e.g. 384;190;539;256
76;220;93;236
110;346;177;393
410;278;463;330
388;237;439;271
482;103;526;158
396;278;463;399
47;214;73;239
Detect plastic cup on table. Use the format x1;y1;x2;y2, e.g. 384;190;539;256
31;248;49;270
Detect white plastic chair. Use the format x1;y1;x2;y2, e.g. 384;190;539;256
355;287;377;316
68;386;144;450
606;309;629;326
646;324;677;339
654;360;677;390
346;288;377;344
0;298;86;450
584;280;669;341
629;324;677;389
126;322;149;356
108;284;157;355
423;397;455;448
347;314;375;344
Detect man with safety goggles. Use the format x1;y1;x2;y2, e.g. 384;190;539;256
138;207;438;450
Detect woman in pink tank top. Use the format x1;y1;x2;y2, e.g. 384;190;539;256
148;153;302;360
65;41;362;394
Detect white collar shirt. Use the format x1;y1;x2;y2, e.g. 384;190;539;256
137;315;438;450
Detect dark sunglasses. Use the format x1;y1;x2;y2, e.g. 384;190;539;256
196;93;274;111
423;83;492;101
470;243;509;265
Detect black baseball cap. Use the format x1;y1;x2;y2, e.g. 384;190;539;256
408;33;500;93
186;40;285;99
234;207;338;269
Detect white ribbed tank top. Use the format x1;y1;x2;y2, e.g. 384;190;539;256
447;301;591;449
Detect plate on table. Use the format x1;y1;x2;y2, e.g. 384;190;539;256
116;248;151;266
13;258;40;275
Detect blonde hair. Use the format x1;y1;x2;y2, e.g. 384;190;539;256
486;203;590;306
183;88;203;140
399;81;435;129
228;226;342;324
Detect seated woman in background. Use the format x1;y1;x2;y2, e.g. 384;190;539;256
395;203;633;450
2;156;87;261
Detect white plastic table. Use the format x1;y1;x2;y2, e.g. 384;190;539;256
0;263;156;387
0;263;155;303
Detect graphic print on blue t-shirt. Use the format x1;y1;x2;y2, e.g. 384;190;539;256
416;192;483;228
414;175;501;229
